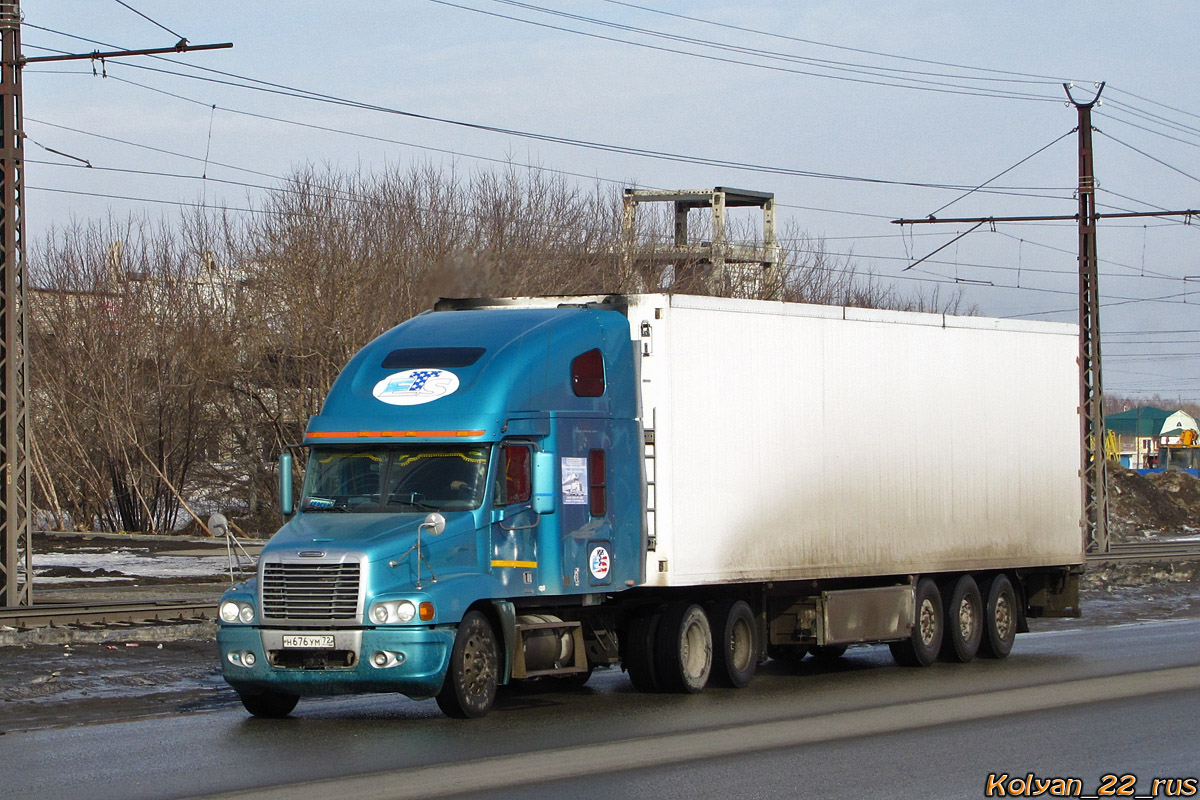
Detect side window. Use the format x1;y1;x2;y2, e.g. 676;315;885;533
571;348;605;397
495;444;532;506
588;449;607;517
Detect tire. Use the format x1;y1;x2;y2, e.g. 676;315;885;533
436;610;499;718
979;574;1018;659
239;690;299;718
810;644;848;662
940;575;983;663
709;599;757;688
654;602;713;693
623;608;661;692
889;577;943;667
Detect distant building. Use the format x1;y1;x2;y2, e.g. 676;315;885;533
1106;406;1199;469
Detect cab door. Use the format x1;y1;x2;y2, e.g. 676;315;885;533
489;441;539;594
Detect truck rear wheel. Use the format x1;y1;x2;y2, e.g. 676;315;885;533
979;574;1017;659
889;577;943;667
654;602;713;693
238;689;299;718
709;599;757;688
436;610;499;718
623;608;661;692
940;575;983;663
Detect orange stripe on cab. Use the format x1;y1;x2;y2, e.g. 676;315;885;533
306;430;486;439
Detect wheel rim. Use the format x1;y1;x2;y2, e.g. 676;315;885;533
994;592;1014;642
918;597;937;646
461;628;494;698
958;595;977;641
681;617;711;680
729;617;753;672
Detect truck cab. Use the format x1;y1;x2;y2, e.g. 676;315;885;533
218;299;642;717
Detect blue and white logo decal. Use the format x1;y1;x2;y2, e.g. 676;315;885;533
372;369;460;406
589;545;611;581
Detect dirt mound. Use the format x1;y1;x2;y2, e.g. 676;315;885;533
1108;464;1200;539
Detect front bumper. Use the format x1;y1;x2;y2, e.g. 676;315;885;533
218;624;454;698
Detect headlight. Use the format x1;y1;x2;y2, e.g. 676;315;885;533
369;599;421;624
219;600;255;624
219;601;240;623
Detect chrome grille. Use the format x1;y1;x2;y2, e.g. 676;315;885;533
261;560;362;622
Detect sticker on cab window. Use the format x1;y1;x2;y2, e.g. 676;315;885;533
372;369;460;406
561;457;587;505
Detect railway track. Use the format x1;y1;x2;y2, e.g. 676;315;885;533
1;540;1195;632
0;599;215;631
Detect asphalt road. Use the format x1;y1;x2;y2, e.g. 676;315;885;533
3;618;1199;800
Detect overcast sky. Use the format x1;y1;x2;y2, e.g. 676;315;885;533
19;1;1200;401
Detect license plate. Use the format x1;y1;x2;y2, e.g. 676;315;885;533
282;634;335;649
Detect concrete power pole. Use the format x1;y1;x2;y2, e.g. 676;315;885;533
0;0;30;607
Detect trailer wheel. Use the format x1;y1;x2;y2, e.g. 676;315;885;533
979;574;1017;659
623;608;661;692
940;575;982;662
709;599;757;688
811;644;848;662
654;602;713;693
889;577;943;667
436;610;499;718
238;690;299;718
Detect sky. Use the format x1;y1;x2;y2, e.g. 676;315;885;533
17;1;1200;401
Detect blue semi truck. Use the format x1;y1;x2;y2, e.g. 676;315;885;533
218;294;1084;718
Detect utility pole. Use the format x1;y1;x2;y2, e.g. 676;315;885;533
0;1;29;606
893;82;1198;556
0;0;229;606
1067;83;1109;556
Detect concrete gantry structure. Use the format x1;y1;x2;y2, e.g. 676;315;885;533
621;187;781;298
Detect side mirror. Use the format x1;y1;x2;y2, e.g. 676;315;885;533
208;512;230;538
421;512;446;536
532;451;556;514
279;451;294;516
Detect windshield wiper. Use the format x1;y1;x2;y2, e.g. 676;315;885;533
302;502;351;513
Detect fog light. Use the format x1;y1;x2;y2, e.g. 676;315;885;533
242;651;256;667
372;651;388;667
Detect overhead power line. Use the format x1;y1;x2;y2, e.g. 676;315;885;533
427;0;1062;102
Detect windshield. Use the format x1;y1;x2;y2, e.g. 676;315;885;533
301;445;490;513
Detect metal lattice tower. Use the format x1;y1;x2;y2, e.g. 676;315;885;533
622;187;780;298
1069;85;1109;554
0;1;31;606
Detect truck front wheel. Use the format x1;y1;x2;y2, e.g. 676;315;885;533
436;610;499;718
889;577;943;667
238;689;299;718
